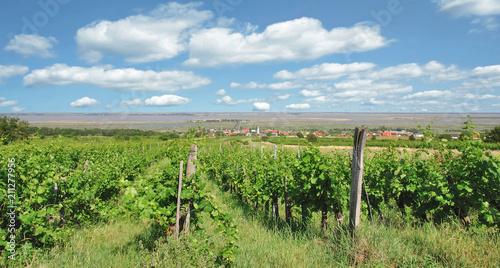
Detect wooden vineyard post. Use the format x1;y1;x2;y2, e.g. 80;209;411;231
349;127;368;231
183;144;197;233
285;176;292;224
175;160;184;237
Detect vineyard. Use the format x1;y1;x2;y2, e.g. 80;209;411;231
1;122;499;267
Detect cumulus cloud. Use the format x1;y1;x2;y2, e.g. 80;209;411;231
333;80;412;97
76;2;212;63
268;82;301;90
216;95;264;105
276;94;292;100
185;18;392;67
0;97;19;107
4;34;57;58
70;97;100;108
24;64;211;92
230;82;266;89
145;94;191;106
215;89;227;95
286;103;311;110
432;0;500;17
253;102;270;111
0;65;29;83
12;106;26;112
460;64;500;89
403;90;455;99
230;81;300;90
299;90;322;97
274;62;375;80
119;99;144;107
216;96;240;105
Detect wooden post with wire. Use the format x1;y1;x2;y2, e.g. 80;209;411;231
349;127;367;231
183;145;197;232
175;160;184;237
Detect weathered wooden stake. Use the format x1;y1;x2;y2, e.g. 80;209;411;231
183;145;197;233
285;176;291;224
349;127;368;231
175;160;184;237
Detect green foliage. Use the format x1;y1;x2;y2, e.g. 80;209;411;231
486;126;500;143
159;132;179;141
306;133;318;143
296;132;304;139
0;139;237;266
0;116;29;144
437;133;453;141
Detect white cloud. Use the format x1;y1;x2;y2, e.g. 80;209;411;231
119;99;144;107
24;64;211;92
361;98;396;106
0;98;19;107
364;63;423;80
185;18;392;67
0;65;29;83
274;62;375;80
403;90;455;99
276;94;292;100
216;96;239;105
4;34;57;58
299;89;322;97
216;95;264;105
253;102;270;111
70;97;100;108
215;89;227;95
304;96;328;103
230;82;267;89
230;81;300;90
145;94;191;106
12;106;26;112
76;2;212;63
423;61;466;82
268;82;301;90
460;64;500;89
286;103;311;110
471;17;500;31
432;0;500;17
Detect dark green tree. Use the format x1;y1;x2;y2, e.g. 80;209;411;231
485;126;500;143
306;133;318;143
0;115;29;144
296;132;304;139
438;134;453;141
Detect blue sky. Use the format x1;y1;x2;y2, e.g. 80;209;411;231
1;0;500;113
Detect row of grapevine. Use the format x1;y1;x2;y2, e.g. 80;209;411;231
201;137;500;229
0;139;237;265
201;143;352;226
1;139;169;250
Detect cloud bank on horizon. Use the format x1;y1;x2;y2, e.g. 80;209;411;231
1;0;499;113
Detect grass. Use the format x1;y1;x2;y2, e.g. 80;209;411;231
12;218;152;268
204;176;500;268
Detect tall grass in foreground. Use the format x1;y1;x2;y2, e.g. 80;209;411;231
208;178;499;268
12;181;499;268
